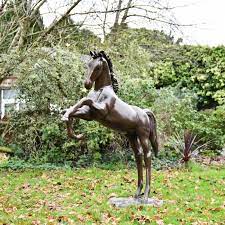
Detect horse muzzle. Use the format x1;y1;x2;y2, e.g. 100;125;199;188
84;79;93;90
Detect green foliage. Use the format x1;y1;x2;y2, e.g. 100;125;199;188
0;52;23;81
119;78;155;108
103;28;172;82
1;27;225;166
17;48;85;108
5;30;161;165
0;157;67;170
151;45;225;107
152;87;225;153
7;48;119;164
106;28;174;47
0;146;13;154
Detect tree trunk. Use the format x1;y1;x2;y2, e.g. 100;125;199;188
102;0;109;39
112;0;122;31
17;17;31;50
120;0;132;25
9;28;21;50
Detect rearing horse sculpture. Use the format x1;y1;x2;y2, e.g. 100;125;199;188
62;51;158;200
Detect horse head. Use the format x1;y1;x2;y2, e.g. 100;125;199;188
84;51;109;90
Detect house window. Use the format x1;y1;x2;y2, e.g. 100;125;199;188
0;88;19;119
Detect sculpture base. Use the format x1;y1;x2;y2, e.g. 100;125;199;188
109;197;163;208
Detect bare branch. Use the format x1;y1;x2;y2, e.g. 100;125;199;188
126;14;197;27
30;0;47;17
102;0;109;38
39;0;83;38
70;6;135;15
8;27;21;51
0;0;8;14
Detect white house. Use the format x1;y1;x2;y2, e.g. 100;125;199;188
0;77;20;119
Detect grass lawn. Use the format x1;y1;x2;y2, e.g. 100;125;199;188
0;163;225;224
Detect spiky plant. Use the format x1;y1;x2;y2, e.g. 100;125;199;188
170;130;209;167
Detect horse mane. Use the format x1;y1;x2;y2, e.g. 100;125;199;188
90;50;119;93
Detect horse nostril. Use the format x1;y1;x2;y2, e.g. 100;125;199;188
84;82;89;89
84;80;92;89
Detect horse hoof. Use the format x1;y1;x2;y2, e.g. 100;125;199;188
61;116;69;121
61;109;67;114
134;193;143;199
143;194;150;202
75;134;85;140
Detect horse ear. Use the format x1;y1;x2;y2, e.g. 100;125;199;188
99;52;104;61
90;51;94;56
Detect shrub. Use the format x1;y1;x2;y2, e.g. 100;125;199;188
151;46;225;108
152;87;225;154
4;48;112;164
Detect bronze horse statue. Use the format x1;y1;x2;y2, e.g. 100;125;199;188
62;51;158;200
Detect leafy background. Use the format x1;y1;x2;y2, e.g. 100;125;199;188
1;27;225;166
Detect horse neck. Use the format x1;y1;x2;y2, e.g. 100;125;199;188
94;64;112;91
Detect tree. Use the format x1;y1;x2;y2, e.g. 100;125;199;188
0;0;45;51
70;0;194;39
0;0;192;52
0;0;85;52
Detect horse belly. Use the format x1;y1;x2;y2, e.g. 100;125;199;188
99;103;138;132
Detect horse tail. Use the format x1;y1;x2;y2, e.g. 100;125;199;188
144;109;159;157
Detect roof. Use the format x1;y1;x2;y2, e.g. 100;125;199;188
0;76;17;88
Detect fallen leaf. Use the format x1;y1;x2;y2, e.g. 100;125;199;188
108;193;117;198
210;207;222;212
32;220;41;225
186;208;193;212
77;215;85;222
156;219;164;225
22;183;31;189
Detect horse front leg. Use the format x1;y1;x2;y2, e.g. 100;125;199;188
65;106;92;139
62;98;92;139
66;119;84;140
83;97;116;118
62;97;88;121
79;99;108;118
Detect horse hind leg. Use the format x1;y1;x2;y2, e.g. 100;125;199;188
139;135;152;201
127;135;143;198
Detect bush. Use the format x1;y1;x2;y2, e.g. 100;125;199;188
153;87;225;155
6;48;135;165
151;46;225;108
